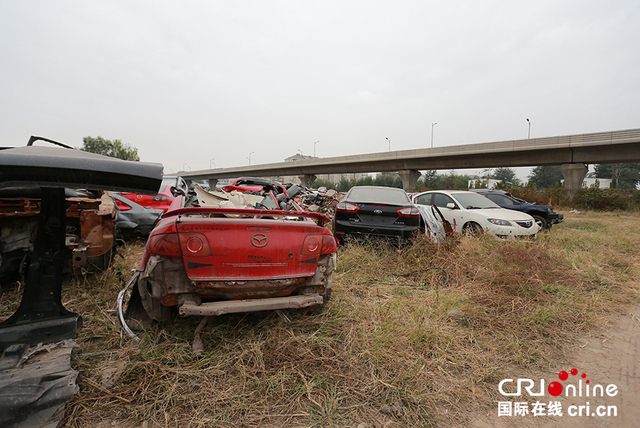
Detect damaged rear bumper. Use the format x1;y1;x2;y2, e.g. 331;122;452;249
178;294;324;317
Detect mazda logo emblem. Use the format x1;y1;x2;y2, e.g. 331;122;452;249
251;233;268;247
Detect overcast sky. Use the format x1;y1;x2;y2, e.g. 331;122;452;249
1;1;639;180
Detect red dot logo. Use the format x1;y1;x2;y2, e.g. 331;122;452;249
571;368;578;376
548;381;563;396
559;371;568;381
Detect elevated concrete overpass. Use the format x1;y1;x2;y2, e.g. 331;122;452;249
180;128;640;191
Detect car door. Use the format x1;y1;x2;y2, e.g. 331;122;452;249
431;193;464;233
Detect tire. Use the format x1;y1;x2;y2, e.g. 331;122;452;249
463;222;482;237
532;215;547;230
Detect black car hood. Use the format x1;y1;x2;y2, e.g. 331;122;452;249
0;145;163;194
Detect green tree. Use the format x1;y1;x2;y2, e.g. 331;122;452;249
81;136;140;161
527;166;563;188
420;170;472;189
337;177;352;192
373;172;402;188
594;163;640;188
311;178;336;190
355;175;374;186
491;167;518;183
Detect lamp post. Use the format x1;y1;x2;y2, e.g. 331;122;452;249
431;122;437;148
386;136;391;152
210;158;215;169
182;163;190;172
247;152;254;165
527;118;531;139
314;140;319;157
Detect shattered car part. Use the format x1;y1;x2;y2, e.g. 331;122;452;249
0;189;117;281
111;192;163;239
0;136;162;427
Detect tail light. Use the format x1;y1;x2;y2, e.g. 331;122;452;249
301;234;337;255
397;207;420;217
153;195;172;202
148;232;211;257
336;202;359;212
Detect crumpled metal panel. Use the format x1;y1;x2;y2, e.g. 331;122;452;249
0;340;78;428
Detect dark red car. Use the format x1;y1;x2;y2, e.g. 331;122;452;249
120;178;337;332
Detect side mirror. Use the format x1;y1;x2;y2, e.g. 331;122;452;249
446;202;456;209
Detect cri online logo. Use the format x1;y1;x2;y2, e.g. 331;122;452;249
499;368;618;398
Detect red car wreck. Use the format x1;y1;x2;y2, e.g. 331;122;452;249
119;181;337;339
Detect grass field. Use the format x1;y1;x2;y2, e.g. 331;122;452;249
2;209;639;427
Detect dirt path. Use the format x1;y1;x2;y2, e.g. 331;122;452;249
471;307;640;427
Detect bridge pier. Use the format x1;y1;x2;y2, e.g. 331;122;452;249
398;169;421;193
207;178;218;190
560;163;588;189
298;174;317;188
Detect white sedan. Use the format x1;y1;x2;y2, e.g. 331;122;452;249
412;190;540;239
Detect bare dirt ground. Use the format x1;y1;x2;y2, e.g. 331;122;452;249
471;306;640;427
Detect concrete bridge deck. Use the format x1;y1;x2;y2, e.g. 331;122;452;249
180;128;640;191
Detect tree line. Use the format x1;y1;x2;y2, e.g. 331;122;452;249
313;165;640;191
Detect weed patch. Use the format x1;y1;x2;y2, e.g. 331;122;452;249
2;214;638;427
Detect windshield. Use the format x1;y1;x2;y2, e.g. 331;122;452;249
451;192;500;209
347;187;410;205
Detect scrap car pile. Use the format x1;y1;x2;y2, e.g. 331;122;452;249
292;186;344;220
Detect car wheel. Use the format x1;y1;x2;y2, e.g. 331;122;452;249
123;280;154;331
532;215;547;230
463;222;483;237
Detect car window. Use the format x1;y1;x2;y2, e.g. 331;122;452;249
347;187;410;204
450;192;500;209
415;193;432;205
487;194;515;205
432;193;455;208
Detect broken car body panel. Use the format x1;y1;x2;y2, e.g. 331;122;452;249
0;138;162;427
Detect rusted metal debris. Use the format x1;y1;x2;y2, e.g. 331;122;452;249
287;187;344;221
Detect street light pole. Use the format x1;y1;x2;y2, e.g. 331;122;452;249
314;141;319;157
386;137;391;152
247;152;254;165
431;122;437;148
527;118;531;139
210;158;215;169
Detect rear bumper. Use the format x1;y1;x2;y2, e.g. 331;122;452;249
334;220;418;241
179;294;323;316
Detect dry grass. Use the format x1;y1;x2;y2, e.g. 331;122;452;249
3;209;640;427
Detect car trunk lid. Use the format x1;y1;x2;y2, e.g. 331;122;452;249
173;212;329;281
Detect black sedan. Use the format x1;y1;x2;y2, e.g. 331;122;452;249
332;186;420;245
469;189;563;230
